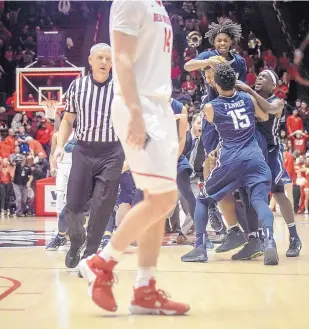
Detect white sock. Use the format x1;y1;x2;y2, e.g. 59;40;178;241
98;242;122;262
135;267;155;288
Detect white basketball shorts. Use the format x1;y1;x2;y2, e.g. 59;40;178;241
56;162;71;214
112;95;178;194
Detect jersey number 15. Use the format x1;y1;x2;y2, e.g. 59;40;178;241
227;108;250;130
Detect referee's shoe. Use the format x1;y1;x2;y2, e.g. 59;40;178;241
65;231;86;268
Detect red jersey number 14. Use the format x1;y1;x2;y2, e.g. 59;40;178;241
164;28;171;53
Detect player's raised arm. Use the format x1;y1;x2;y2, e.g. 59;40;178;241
202;103;214;123
184;55;225;72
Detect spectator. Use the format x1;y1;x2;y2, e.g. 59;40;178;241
181;74;197;98
279;52;290;71
287;139;293;153
25;136;46;157
280;129;287;144
0;157;13;216
286;109;304;135
284;144;296;183
34;152;49;176
246;67;257;88
11;155;33;217
274;80;289;100
295;155;307;213
25;123;36;138
298;101;309;131
0;135;14;158
243;50;254;69
294;99;301;111
11;113;22;132
264;49;277;70
35;118;53;155
171;60;181;88
9;145;21;164
3;128;15;150
289;130;309;155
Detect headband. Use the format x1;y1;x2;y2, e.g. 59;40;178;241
264;70;277;85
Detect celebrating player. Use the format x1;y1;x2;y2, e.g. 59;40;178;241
235;70;302;258
201;63;279;266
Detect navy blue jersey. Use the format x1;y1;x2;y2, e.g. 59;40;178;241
210;91;263;164
170;98;183;115
201;85;220;154
196;50;247;83
197;50;247;155
256;95;281;147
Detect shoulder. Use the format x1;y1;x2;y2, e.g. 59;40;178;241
234;54;246;63
196;50;216;60
171;98;183;114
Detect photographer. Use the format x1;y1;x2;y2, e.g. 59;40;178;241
11;155;33;217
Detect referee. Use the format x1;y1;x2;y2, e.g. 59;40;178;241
53;43;124;268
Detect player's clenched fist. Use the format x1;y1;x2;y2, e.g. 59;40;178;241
207;55;226;68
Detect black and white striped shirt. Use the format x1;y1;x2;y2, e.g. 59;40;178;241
65;74;117;142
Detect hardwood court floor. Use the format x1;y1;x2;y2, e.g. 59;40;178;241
1;215;309;329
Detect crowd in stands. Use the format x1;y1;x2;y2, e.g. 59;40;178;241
0;1;307;217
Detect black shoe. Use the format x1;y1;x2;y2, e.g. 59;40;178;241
181;245;208;262
286;236;302;257
231;236;264;260
208;207;224;232
65;233;86;268
215;228;247;253
46;235;67;251
264;237;279;266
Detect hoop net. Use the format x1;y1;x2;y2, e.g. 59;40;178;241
41;100;60;122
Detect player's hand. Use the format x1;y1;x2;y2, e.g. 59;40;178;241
235;80;251;93
294;49;303;65
207;56;226;68
126;112;147;150
52;146;64;170
208;149;217;159
50;167;57;177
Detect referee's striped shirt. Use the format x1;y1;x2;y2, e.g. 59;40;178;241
65;74;117;142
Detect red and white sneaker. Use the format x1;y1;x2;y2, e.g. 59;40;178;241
79;254;118;312
129;278;190;315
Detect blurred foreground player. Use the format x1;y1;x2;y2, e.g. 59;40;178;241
79;0;190;315
201;63;279;266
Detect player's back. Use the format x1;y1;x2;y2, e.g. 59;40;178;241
211;91;263;164
110;0;173;100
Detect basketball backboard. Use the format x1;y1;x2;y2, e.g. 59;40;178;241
16;67;85;112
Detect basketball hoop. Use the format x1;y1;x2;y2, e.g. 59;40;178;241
41;100;60;122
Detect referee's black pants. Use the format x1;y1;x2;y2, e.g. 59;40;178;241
66;141;124;258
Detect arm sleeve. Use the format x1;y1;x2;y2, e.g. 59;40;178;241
110;0;145;37
195;51;213;60
64;80;77;113
238;57;247;82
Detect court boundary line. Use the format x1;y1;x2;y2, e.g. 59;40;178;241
1;267;309;277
